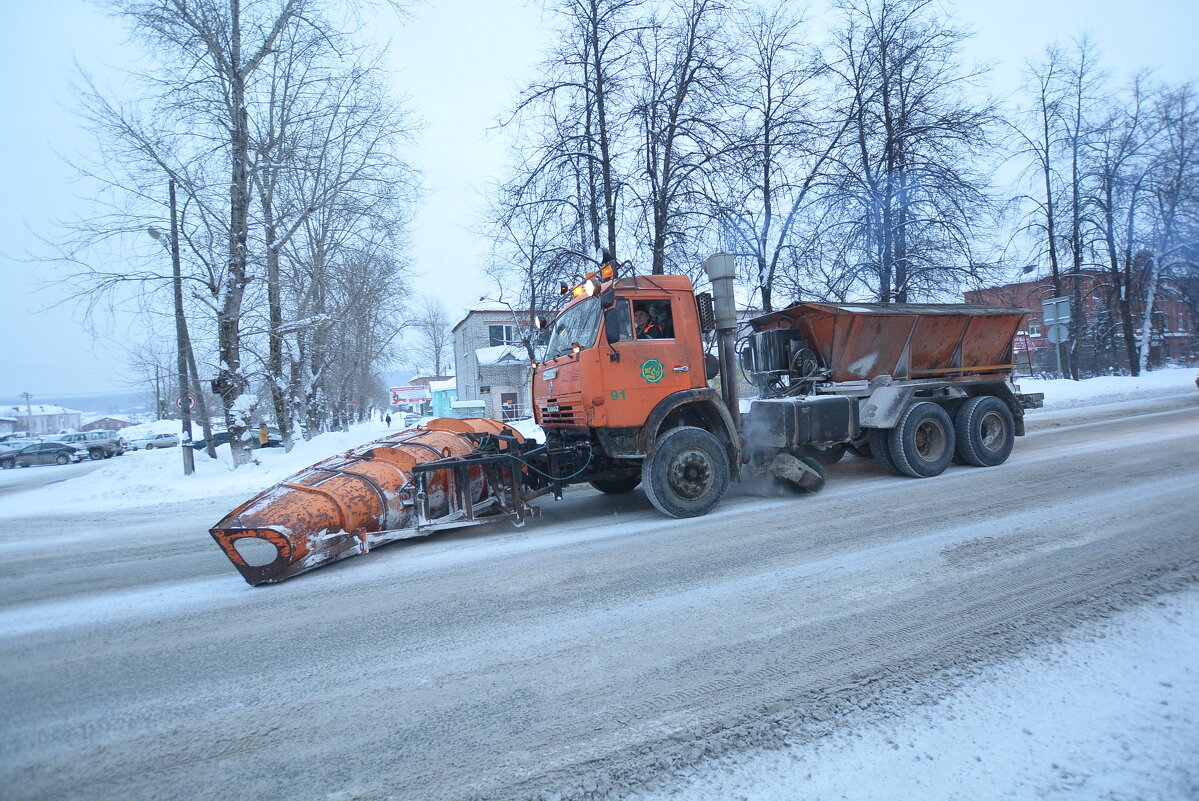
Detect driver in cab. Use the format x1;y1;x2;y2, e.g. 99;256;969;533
634;306;664;339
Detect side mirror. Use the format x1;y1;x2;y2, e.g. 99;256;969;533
600;287;616;310
603;306;628;346
532;315;548;330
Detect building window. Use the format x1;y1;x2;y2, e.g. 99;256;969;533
488;324;516;347
1028;318;1042;337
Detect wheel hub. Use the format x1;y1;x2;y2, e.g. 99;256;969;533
979;411;1006;452
914;420;947;461
668;448;713;501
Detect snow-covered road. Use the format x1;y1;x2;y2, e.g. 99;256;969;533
0;383;1196;800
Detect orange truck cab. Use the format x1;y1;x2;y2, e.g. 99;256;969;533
531;271;741;514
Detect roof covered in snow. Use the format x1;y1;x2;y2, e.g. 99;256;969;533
7;404;83;417
475;345;528;366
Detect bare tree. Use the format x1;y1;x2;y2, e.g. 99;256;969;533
506;0;648;265
1011;38;1104;378
708;3;846;311
1088;73;1154;374
824;0;1000;304
411;297;452;377
1139;84;1199;371
251;32;417;449
630;0;726;275
484;171;574;358
56;0;415;459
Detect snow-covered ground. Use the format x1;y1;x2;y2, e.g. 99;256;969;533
0;416;542;518
2;367;1193;522
636;591;1199;801
1;368;1196;800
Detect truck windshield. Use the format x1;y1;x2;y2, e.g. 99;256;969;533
544;297;601;360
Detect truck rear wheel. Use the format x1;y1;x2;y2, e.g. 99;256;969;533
641;426;730;518
869;428;900;475
954;396;1015;466
888;402;955;478
589;477;641;494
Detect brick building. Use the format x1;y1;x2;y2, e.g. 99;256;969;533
964;270;1197;373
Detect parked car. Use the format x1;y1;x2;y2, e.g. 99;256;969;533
87;429;128;454
1;442;83;469
127;432;181;450
192;430;282;450
45;431;124;460
0;438;40;457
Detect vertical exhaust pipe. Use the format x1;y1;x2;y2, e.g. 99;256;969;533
704;253;740;432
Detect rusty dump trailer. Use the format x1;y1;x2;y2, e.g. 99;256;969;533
746;301;1027;386
739;300;1042;479
210;418;546;585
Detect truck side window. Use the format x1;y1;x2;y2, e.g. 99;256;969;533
604;297;632;343
634;300;674;340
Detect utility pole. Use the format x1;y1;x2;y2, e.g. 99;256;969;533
154;365;162;420
169;180;195;474
149;180;196;474
20;392;33;434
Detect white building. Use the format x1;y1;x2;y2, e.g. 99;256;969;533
7;404;84;435
451;308;546;421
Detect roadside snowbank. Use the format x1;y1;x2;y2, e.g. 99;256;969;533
0;367;1192;519
1021;367;1197;409
637;590;1199;801
0;416;546;518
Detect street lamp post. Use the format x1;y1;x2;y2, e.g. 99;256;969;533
148;179;195;476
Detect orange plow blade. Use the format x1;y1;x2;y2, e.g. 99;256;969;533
209;419;540;585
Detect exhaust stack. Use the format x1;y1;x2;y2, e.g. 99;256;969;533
704;252;740;432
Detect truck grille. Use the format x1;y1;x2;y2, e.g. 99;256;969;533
539;402;581;426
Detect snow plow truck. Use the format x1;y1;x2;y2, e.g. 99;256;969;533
211;252;1044;585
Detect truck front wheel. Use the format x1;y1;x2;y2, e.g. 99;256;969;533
954;396;1015;466
888;402;955;478
642;426;730;518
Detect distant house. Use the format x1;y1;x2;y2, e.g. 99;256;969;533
428;378;457;418
0;416;16;436
7;404;83;435
82;416;133;432
452;308;547;421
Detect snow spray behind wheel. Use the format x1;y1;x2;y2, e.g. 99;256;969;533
209;418;540;585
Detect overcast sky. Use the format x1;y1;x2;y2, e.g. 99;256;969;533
1;0;1195;402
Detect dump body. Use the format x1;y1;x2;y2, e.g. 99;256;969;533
749;302;1026;383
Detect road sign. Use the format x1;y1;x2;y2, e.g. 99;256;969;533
389;386;428;405
1042;297;1070;325
1045;324;1069;344
175;394;196;411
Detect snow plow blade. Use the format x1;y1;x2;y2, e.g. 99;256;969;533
209;418;540;585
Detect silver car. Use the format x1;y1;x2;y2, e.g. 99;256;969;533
128;432;181;450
